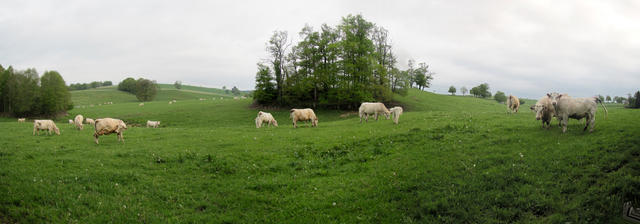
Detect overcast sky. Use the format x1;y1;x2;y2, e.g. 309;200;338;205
1;0;639;98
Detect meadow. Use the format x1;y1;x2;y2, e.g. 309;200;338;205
0;88;638;223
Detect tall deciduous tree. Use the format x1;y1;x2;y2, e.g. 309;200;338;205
267;30;290;104
460;86;468;96
40;71;72;115
253;64;277;104
118;77;137;93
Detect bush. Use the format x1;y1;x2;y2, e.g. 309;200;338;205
0;65;71;117
135;78;157;102
118;77;137;93
494;91;506;103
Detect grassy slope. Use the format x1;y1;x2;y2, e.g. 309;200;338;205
70;84;234;106
0;88;638;223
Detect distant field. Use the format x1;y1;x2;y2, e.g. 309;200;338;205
0;88;638;223
70;84;235;106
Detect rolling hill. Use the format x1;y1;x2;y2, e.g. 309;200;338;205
0;88;638;223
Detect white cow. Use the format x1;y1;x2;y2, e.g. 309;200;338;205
359;102;391;123
389;106;403;124
507;95;520;113
146;120;161;128
74;114;84;130
94;118;127;144
290;108;318;128
255;111;278;128
548;93;608;133
531;95;556;129
18;118;26;122
85;118;95;125
33;120;60;136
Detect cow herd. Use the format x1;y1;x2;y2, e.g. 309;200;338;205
21;93;608;144
255;102;403;129
527;92;608;133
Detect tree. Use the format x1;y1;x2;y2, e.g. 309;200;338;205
614;96;624;104
231;86;240;96
253;64;277;104
102;81;113;86
494;91;506;103
174;81;182;89
477;83;491;98
448;86;456;95
606;95;611;102
134;78;157;101
460;86;468;96
519;99;525;105
628;91;640;109
89;81;101;88
118;77;137;93
267;30;290;104
40;71;72;115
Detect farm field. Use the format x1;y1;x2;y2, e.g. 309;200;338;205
1;88;639;223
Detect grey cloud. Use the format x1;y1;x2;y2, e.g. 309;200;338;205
0;0;638;98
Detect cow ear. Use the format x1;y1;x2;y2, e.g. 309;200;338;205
557;94;562;99
547;93;551;97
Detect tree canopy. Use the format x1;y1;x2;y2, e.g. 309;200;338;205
254;14;432;109
0;65;72;117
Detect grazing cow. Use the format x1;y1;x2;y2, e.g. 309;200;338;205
169;101;173;104
85;118;95;125
33;120;60;136
548;93;608;133
389;106;403;124
146;120;161;128
18;118;26;122
255;111;278;128
290;108;318;128
74;114;84;130
68;119;74;125
359;102;391;123
507;95;520;113
93;118;127;144
532;95;556;129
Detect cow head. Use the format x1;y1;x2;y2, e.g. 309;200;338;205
118;120;127;131
54;126;60;135
533;103;546;120
547;92;562;108
273;120;278;127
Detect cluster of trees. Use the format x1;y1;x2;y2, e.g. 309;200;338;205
626;91;640;108
254;14;433;108
118;77;158;102
174;81;182;89
470;83;491;98
0;65;73;117
68;81;112;90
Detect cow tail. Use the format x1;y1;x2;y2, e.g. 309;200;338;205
596;98;608;119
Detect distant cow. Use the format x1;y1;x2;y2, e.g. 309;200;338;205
255;111;278;128
139;103;144;106
507;95;520;113
146;120;160;128
548;93;608;133
33;120;60;136
359;102;390;123
18;118;25;122
532;95;556;129
290;108;318;128
94;118;127;144
85;118;95;125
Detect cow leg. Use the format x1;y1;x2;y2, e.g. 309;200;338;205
293;120;297;128
561;115;568;133
588;113;596;132
94;133;99;144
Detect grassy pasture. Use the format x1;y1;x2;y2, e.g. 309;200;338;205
0;88;638;223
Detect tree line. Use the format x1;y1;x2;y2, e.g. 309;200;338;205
0;65;73;117
254;14;433;109
68;81;112;90
118;77;158;102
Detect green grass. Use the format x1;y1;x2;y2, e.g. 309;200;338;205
1;88;638;223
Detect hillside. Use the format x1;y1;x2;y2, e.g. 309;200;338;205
70;84;238;106
1;88;638;223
